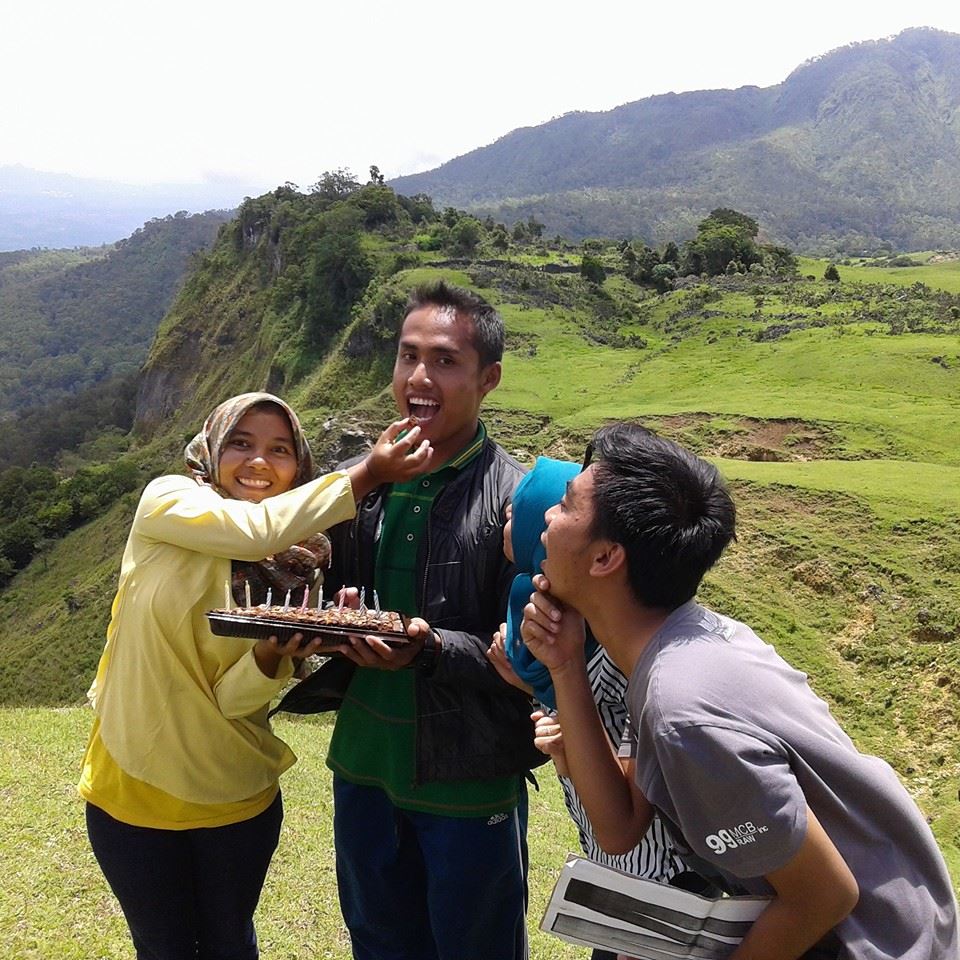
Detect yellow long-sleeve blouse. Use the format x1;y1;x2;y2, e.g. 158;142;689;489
79;471;355;822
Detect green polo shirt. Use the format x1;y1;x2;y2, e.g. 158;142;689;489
327;424;521;816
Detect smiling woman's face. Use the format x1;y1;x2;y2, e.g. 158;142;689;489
218;406;298;502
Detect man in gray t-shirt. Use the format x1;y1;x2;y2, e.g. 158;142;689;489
521;423;958;960
618;601;956;959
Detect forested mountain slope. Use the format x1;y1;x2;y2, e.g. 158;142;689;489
391;28;960;253
0;210;230;415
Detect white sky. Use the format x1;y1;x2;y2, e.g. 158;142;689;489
3;0;960;194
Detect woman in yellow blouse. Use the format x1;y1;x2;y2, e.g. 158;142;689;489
79;392;431;960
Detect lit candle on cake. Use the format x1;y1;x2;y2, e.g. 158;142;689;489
300;585;309;610
265;588;272;608
317;585;324;608
244;580;252;609
224;580;232;610
283;590;291;611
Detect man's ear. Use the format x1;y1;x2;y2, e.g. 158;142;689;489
480;361;502;396
590;541;627;579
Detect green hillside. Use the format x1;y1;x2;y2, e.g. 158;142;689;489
0;186;957;894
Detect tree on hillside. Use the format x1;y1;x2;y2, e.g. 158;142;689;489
581;254;606;285
398;193;437;224
701;208;759;237
683;225;756;275
351;184;401;227
824;263;841;282
682;209;761;277
442;207;462;228
309;168;361;200
526;215;545;239
661;241;680;265
762;245;798;277
490;225;510;251
449;217;483;255
623;242;660;283
1;513;43;571
651;263;677;292
305;206;373;342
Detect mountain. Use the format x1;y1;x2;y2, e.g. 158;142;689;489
390;28;960;253
0;210;230;424
0;165;262;250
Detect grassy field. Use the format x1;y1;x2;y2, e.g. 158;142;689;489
1;708;584;960
798;254;960;293
490;283;959;466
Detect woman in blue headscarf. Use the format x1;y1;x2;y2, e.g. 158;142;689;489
487;455;685;960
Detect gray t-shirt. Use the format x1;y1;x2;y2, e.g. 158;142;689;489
620;601;958;960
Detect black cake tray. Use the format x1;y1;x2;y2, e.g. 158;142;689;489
206;610;412;649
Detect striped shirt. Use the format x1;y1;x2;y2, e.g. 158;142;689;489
557;644;685;881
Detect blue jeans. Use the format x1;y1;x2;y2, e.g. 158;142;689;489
86;793;283;960
333;776;529;960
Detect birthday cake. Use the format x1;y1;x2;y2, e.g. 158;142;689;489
206;604;409;648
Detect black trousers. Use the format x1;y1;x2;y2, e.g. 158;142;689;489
86;793;282;960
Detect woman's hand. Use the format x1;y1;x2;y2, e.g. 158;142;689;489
253;632;331;678
347;418;434;500
532;709;569;776
486;625;534;694
333;586;362;610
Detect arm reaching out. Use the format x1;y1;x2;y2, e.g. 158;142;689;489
347;418;434;501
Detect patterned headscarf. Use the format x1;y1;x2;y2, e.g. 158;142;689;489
183;392;329;605
184;391;315;495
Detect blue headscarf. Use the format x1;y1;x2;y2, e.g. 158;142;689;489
505;456;595;709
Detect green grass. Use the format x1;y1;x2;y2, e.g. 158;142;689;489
715;459;960;521
491;283;960;467
798;255;960;293
1;708;583;959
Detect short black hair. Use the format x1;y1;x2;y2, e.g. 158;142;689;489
587;423;736;610
404;280;504;366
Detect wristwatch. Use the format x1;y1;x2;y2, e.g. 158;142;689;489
415;629;440;675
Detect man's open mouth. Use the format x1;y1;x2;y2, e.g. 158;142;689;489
408;397;440;422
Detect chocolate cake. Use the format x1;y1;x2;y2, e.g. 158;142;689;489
206;604;410;648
